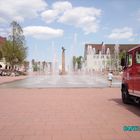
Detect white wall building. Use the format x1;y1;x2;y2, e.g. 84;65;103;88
84;43;138;72
85;44;111;72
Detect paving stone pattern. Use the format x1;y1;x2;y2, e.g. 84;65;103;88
0;88;139;140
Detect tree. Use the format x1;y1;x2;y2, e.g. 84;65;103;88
2;21;27;69
42;61;46;72
23;61;29;72
119;50;126;60
76;56;83;70
0;42;4;60
0;50;2;60
72;56;77;71
31;59;35;66
2;41;14;66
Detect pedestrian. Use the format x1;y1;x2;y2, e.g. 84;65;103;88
108;71;113;87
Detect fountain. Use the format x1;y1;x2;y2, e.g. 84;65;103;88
0;42;122;88
114;44;120;73
102;43;106;54
52;48;58;75
93;47;96;55
106;48;110;55
106;47;111;71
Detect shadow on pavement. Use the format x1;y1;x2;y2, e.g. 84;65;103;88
109;98;140;117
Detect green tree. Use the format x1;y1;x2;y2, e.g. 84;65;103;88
72;56;77;71
76;56;83;70
2;41;14;66
42;61;46;72
23;61;29;72
0;50;2;60
0;42;4;60
3;21;27;69
119;50;126;60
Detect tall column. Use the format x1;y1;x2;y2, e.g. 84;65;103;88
62;47;66;75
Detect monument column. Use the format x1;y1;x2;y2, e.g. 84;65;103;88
61;47;66;75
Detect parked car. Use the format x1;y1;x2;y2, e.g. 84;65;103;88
0;69;10;76
121;45;140;104
0;69;26;76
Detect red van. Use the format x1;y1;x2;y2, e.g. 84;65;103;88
121;45;140;104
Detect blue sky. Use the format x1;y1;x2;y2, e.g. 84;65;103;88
0;0;140;65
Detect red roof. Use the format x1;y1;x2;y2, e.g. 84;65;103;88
0;36;6;45
85;43;138;54
128;45;140;52
84;43;139;59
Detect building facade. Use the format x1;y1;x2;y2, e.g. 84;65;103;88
84;43;138;72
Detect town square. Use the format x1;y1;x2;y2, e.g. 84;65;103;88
0;0;140;140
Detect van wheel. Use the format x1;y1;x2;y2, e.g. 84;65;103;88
122;87;131;104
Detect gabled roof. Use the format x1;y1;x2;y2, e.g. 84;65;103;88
128;45;140;52
0;36;6;45
85;43;138;54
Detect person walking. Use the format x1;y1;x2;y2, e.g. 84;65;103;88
108;71;113;87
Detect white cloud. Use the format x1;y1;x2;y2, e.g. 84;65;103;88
0;17;7;24
41;1;72;23
108;27;134;40
52;1;72;12
23;26;64;40
0;0;47;23
41;10;59;23
58;7;101;34
0;28;10;37
41;1;101;34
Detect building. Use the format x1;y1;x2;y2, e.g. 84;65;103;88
0;36;6;45
84;43;138;72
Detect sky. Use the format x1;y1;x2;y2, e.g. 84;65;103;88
0;0;140;65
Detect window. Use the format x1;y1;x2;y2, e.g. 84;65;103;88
127;53;132;67
136;50;140;64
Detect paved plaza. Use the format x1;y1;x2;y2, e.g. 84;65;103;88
0;74;121;88
0;88;139;140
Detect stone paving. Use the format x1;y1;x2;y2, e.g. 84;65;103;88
0;76;27;85
0;74;121;88
0;88;139;140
